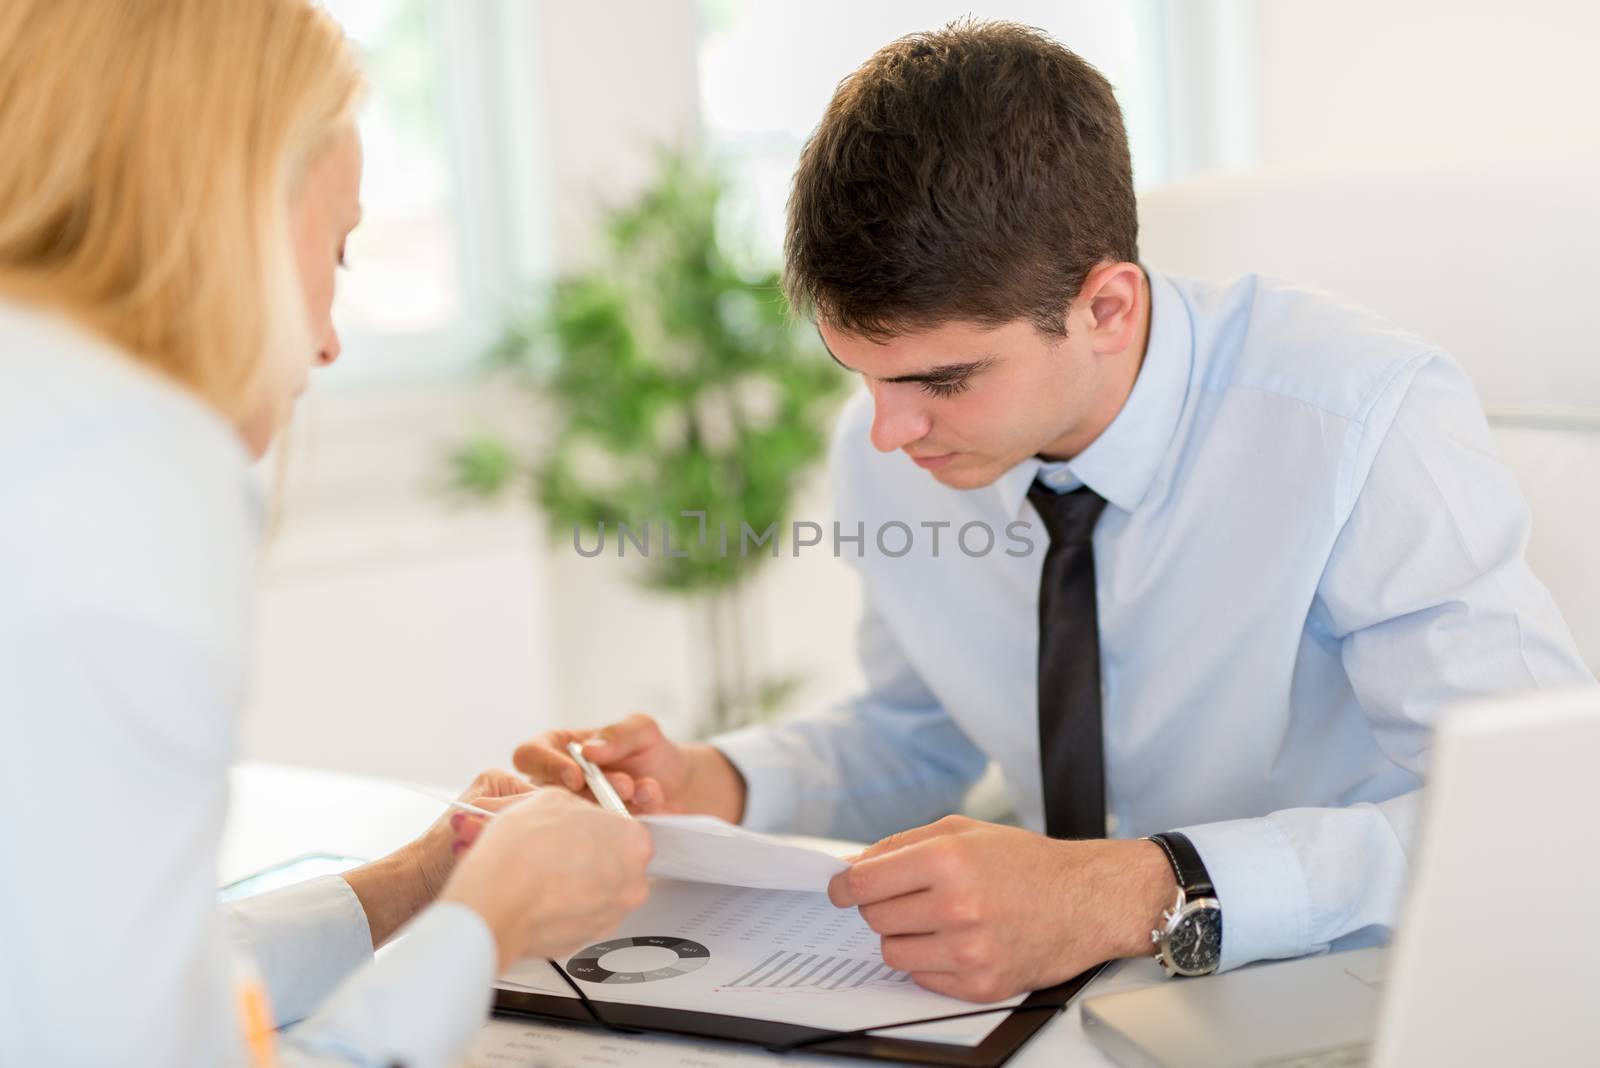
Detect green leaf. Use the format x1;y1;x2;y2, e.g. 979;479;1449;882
450;147;849;597
447;432;518;498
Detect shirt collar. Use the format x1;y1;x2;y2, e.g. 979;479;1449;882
994;267;1194;517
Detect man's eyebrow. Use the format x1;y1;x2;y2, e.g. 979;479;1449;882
819;333;997;384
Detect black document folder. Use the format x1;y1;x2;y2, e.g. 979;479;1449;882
492;963;1103;1067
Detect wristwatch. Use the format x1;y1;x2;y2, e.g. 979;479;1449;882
1145;832;1223;977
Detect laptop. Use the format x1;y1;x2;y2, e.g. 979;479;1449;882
1082;685;1600;1068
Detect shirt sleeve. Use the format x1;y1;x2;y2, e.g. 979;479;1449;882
280;903;497;1068
223;877;375;1027
713;594;990;842
1177;353;1593;970
0;607;500;1068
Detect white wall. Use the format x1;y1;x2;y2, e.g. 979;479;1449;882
527;0;704;267
245;385;868;786
1249;0;1600;168
243;385;556;786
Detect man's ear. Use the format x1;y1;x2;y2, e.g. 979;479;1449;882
1077;261;1145;354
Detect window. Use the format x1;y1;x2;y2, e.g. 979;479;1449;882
325;0;460;335
317;0;546;385
697;0;1259;262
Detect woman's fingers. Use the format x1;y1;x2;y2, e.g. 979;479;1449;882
450;812;488;853
474;792;537;814
449;790;539;852
442;792;654;966
462;768;534;801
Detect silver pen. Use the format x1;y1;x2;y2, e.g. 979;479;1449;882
567;740;633;817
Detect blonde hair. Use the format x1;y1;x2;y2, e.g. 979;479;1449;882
0;0;363;423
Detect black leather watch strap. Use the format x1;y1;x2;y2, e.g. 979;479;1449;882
1146;831;1216;899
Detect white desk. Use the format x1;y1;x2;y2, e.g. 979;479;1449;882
222;761;1162;1067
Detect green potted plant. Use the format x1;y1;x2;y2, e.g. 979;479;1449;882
450;150;846;735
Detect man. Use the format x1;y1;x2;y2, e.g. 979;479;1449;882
515;21;1590;1002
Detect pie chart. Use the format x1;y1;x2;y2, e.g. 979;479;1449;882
565;935;711;985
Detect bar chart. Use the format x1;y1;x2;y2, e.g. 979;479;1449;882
720;949;913;992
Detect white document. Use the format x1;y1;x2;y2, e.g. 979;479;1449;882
640;814;848;892
499;878;1025;1047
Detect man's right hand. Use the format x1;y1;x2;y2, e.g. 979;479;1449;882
512;712;747;824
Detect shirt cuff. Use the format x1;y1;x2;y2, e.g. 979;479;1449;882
709;725;798;833
223;874;374;1025
285;901;497;1068
1175;816;1315;971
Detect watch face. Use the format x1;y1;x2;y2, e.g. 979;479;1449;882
1168;904;1222;975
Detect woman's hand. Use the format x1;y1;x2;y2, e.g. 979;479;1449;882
342;769;534;948
441;789;653;970
412;769;534;902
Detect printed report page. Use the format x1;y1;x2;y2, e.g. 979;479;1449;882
498;879;1026;1046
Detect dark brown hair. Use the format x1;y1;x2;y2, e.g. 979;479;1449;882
784;19;1138;339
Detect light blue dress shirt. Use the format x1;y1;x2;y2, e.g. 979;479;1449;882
714;269;1592;971
0;300;495;1067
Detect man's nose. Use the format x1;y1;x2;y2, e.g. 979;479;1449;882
867;382;932;453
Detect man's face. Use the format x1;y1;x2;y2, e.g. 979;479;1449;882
819;316;1107;490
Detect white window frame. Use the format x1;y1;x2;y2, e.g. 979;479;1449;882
325;0;553;389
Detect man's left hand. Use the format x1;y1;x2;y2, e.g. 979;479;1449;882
827;816;1176;1002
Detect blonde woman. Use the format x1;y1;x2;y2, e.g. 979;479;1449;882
0;3;651;1065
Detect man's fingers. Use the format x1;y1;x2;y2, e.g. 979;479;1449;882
877;933;954;975
630;778;666;813
604;771;636;802
580;712;661;764
906;970;1004;1002
857;889;950;937
829;839;945;908
854;815;968;862
512;736;585;792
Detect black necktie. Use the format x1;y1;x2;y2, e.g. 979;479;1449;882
1028;480;1109;840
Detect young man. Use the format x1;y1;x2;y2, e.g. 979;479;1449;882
515;22;1591;1002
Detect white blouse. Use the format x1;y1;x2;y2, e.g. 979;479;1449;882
0;299;496;1067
